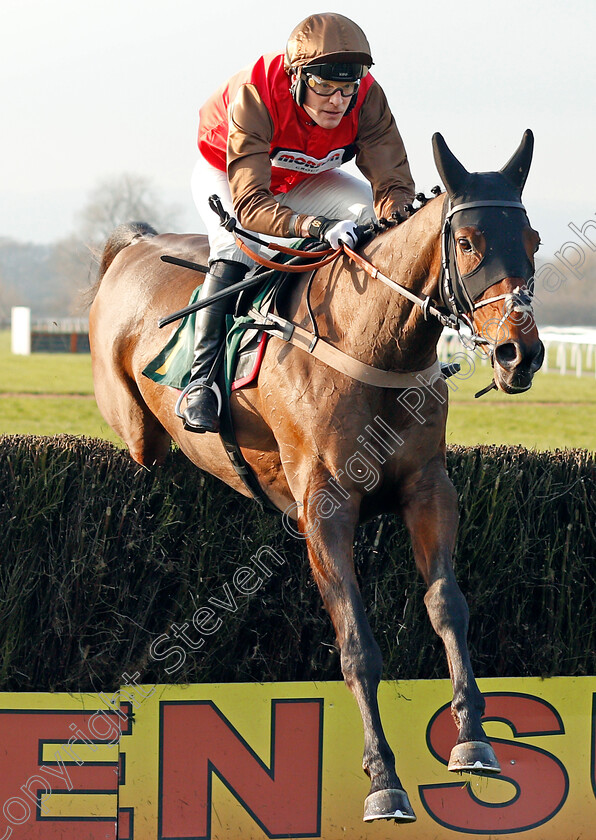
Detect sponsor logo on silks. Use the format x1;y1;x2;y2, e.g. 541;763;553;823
270;147;345;174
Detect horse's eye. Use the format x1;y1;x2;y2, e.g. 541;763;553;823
457;238;473;253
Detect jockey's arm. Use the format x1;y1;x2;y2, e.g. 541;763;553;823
227;84;305;239
355;81;416;219
226;79;416;240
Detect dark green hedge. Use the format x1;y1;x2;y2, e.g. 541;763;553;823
1;435;594;691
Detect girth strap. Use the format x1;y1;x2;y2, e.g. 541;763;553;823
248;308;441;388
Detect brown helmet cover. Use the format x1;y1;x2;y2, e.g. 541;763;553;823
284;13;373;73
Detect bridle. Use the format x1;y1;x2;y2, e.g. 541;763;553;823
438;198;535;353
165;194;536;372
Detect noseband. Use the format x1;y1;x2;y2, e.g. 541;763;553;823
187;194;536;385
440;199;535;352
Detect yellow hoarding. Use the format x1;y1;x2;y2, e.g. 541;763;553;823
1;677;594;839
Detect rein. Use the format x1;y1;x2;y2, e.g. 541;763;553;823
231;206;535;398
159;195;536;394
221;230;444;390
235;233;340;272
208;193;339;273
232;199;535;358
341;243;456;328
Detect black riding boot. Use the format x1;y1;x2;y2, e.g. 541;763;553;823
182;259;248;433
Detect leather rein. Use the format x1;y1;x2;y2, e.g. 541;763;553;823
160;195;535;393
232;198;534;365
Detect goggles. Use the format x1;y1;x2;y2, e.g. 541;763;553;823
304;72;360;98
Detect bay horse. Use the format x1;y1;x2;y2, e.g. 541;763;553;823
89;131;544;822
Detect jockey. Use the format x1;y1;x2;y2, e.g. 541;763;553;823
184;12;416;433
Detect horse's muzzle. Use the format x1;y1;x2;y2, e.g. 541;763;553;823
493;338;545;393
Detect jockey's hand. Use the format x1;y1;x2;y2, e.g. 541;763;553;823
309;217;360;250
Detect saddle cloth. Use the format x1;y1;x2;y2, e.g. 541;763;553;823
142;278;277;394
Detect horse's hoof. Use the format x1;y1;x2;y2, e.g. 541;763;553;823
448;740;501;775
363;788;417;822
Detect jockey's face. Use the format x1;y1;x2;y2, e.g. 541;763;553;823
300;83;351;128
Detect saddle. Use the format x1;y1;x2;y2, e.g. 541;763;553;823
143;266;287;394
143;265;292;511
144;247;459;510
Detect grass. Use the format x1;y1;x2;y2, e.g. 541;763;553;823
0;330;94;394
1;331;595;451
0;396;121;442
446;354;596;451
0;331;120;443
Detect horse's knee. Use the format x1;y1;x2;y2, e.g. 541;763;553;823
129;447;168;468
424;575;469;638
129;430;171;468
340;635;383;688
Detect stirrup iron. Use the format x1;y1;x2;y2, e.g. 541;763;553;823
175;379;222;419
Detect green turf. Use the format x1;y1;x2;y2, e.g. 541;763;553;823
1;331;595;451
0;330;94;394
0;396;123;443
446;354;596;450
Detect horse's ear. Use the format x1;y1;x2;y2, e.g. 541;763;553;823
500;129;534;193
432;132;470;197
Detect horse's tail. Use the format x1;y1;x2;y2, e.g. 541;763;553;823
98;221;158;280
87;222;158;303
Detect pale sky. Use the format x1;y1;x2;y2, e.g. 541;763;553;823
2;0;595;255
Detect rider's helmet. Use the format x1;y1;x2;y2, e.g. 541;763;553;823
284;13;373;113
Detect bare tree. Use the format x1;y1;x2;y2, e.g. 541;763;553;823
47;235;97;316
0;269;21;323
78;173;181;245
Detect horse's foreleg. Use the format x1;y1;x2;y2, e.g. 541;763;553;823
401;457;501;776
300;487;416;823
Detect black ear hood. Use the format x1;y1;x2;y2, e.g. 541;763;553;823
432;130;534;202
432;132;471;198
500;129;534;192
433;132;536;314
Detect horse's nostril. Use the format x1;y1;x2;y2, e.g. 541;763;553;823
495;342;520;370
496;339;545;373
531;340;545;372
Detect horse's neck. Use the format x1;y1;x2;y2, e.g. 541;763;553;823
313;196;445;371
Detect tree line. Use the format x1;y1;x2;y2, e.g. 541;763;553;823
0;174;181;322
1;175;594;325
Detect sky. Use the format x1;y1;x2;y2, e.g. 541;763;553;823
2;0;595;256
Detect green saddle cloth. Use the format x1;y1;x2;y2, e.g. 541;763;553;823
142;280;274;393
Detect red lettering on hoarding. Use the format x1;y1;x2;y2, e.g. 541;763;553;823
0;710;121;839
118;806;134;840
420;692;569;834
159;699;323;839
590;694;596;798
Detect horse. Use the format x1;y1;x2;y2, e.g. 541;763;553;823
89;131;544;823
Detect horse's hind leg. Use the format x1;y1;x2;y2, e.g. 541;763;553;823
93;357;171;467
299;480;416;823
401;455;501;775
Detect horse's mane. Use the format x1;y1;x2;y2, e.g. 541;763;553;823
359;193;446;294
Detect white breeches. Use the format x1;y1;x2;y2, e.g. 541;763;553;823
191;155;375;267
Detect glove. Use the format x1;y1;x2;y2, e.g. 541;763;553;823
308;216;359;250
